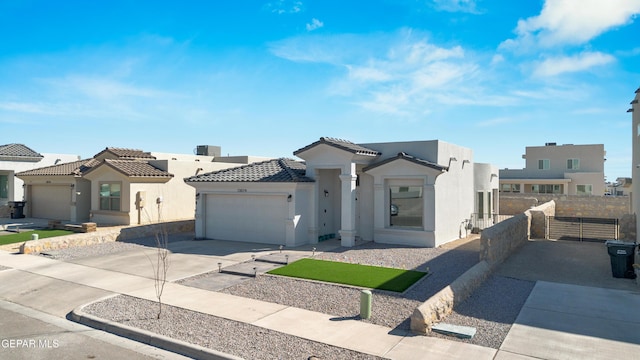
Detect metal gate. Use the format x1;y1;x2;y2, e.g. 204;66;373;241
547;216;619;241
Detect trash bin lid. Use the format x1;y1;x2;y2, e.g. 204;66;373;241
605;240;637;247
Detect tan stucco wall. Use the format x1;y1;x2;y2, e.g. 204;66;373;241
500;194;630;218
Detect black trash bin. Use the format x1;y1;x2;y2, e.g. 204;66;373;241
8;201;26;219
605;240;637;278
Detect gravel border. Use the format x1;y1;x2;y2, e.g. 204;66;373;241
84;295;386;360
430;275;535;348
39;241;152;261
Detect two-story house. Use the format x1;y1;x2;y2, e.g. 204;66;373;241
499;143;606;196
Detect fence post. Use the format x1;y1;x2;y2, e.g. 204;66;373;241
579;217;583;242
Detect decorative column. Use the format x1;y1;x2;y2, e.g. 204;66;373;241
308;170;320;243
339;166;357;247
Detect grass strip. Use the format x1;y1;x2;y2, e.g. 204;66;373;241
0;230;75;245
267;258;427;292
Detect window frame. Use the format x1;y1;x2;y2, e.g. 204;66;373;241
576;184;593;195
99;182;122;211
538;159;550;170
567;158;580;170
387;182;424;230
0;174;8;199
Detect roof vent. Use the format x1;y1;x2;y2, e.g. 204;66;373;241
545;142;556;146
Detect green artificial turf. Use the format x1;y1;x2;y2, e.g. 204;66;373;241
0;230;75;245
267;258;427;292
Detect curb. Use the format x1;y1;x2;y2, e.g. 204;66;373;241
70;300;243;360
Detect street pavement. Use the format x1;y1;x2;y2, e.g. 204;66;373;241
0;299;188;360
1;219;639;359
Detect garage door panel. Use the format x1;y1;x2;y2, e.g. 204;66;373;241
31;186;71;220
205;194;286;244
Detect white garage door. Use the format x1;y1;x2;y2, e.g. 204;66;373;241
205;194;286;244
31;185;71;220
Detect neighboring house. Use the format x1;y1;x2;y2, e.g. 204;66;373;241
17;146;269;225
186;137;499;248
0;143;79;216
606;178;632;196
499;143;606;196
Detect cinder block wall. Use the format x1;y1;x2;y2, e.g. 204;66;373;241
501;194;630;218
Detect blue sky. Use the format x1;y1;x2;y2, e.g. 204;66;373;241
1;0;639;181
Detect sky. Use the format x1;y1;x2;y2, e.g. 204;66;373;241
1;0;639;181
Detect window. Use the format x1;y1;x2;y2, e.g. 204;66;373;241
477;192;484;219
532;184;562;194
567;158;580;170
99;182;121;211
0;175;7;199
500;184;520;193
389;185;423;228
538;159;550;170
576;185;592;195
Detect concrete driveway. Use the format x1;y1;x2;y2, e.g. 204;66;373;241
494;238;640;360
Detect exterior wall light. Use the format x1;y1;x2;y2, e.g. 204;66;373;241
324;190;329;197
287;194;292;202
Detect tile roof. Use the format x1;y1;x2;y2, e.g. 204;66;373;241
93;147;156;160
363;152;448;172
16;158;100;176
293;137;381;157
100;159;173;178
185;158;313;183
0;143;44;161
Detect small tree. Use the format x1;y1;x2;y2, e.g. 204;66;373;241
144;198;170;319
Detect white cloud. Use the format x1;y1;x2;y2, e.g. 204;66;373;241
432;0;481;14
501;0;640;51
476;116;517;127
270;29;509;115
533;52;615;77
490;54;504;65
264;0;303;14
306;18;324;31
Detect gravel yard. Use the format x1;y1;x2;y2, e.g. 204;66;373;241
40;241;149;261
219;240;480;331
84;295;386;360
0;265;9;271
44;235;535;355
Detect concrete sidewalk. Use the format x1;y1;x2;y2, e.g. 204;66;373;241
0;248;497;360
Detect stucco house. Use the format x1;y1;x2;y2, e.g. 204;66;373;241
0;143;80;217
499;143;606;196
186;137;499;248
16;146;270;225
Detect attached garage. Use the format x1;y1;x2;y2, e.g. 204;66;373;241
31;185;71;220
186;158;315;246
205;194;287;244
